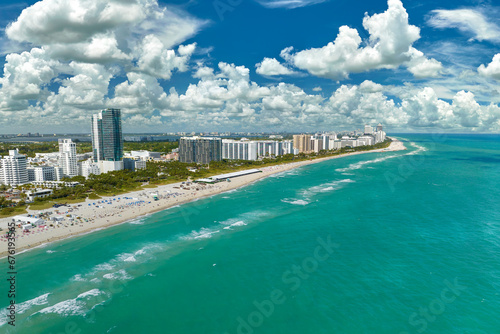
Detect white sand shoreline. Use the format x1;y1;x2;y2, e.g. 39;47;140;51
0;137;406;258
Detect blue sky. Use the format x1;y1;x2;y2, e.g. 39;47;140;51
0;0;499;133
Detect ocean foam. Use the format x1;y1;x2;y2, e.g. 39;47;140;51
117;253;136;262
129;218;145;225
92;263;115;273
281;199;310;206
336;155;400;172
301;179;355;198
71;274;86;282
269;169;300;178
180;227;221;240
14;293;50;315
77;289;102;299
222;220;248;229
37;289;106;317
405;142;427;155
38;298;86;316
103;269;132;280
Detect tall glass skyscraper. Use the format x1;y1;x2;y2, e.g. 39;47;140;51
91;108;123;162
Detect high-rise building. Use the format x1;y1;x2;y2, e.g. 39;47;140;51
222;139;294;160
364;125;374;135
0;149;28;186
179;137;222;164
293;135;312;153
59;139;78;177
92;108;123;162
377;123;383;132
222;139;258;161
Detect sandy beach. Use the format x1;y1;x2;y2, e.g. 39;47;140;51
0;138;406;258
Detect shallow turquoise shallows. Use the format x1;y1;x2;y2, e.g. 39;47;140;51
2;134;500;334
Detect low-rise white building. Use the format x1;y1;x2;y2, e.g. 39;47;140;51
99;160;124;174
25;189;53;202
126;151;162;161
31;181;80;188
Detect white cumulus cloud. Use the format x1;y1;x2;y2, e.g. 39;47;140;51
282;0;441;79
478;54;500;79
0;0;206;129
256;58;296;76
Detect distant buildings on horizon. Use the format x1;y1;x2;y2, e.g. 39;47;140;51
178;124;386;164
0;118;386;189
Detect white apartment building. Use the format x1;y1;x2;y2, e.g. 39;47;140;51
222;140;258;160
311;134;336;152
256;140;293;157
27;166;56;182
0;149;28;186
59;139;78;178
375;130;386;143
99;160;124;174
357;136;374;146
54;167;64;181
222;139;293;160
341;138;358;148
80;159;101;178
331;140;342;150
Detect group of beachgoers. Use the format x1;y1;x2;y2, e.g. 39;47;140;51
0;181;231;244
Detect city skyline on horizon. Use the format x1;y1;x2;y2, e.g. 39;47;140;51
1;0;500;133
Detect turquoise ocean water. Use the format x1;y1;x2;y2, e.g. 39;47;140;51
2;134;500;334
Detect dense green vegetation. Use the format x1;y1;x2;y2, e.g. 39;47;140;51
123;141;178;153
0;142;59;157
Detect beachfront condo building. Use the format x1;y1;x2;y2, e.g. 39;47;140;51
91;108;123;163
58;139;78;178
293;134;313;153
179;136;222;164
0;149;29;186
222;139;258;160
222;139;294;160
256;140;294;157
